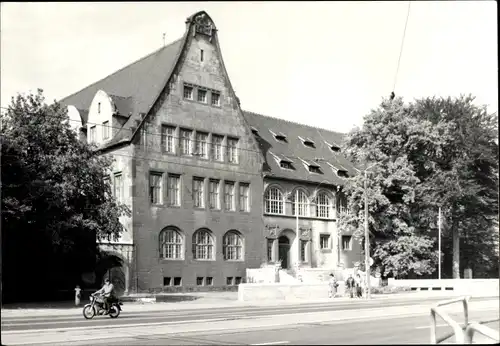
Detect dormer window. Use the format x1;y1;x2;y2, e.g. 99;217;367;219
270;130;287;143
326;162;350;178
326;141;341;152
309;164;323;174
280;161;294;170
251;127;259;135
271;152;295;170
299;136;316;148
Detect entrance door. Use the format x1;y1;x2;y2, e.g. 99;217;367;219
278;236;290;269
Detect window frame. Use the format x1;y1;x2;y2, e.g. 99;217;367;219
211;91;221;107
192;177;205;209
192;229;215;261
224;181;235;211
226;137;239;164
239;183;250;212
292;189;310;217
197;88;208;103
183;84;194;100
316;191;332;219
195;131;209;159
162;125;176;154
209;179;221;210
102;121;110;140
179;128;193;156
149;172;163;205
159;227;184;260
113;172;123;203
211;134;224;162
223;230;244;261
264;186;284;215
167;174;181;207
342;235;353;251
319;233;331;250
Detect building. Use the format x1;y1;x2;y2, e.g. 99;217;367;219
59;11;361;294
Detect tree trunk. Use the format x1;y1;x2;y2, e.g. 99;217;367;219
452;219;460;279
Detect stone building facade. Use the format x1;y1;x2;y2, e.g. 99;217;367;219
59;11;361;293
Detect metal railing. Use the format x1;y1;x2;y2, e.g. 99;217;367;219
430;296;470;344
430;296;500;344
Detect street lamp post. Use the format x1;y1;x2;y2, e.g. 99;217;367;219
364;170;371;300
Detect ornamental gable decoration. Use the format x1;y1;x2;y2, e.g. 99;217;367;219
194;12;214;37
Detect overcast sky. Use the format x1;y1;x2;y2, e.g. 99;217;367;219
1;1;497;133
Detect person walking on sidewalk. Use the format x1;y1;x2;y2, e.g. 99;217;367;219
345;274;355;298
328;273;339;298
355;274;363;298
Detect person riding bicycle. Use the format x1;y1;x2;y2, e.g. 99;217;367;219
95;277;114;314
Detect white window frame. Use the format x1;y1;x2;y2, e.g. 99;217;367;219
211;91;220;106
180;129;193;156
292;189;310;217
113;172;123;203
209;179;220;210
316;192;332;218
192;229;214;260
183;84;193;100
320;234;331;250
239;183;250;212
159;227;183;260
195;132;208;159
149;172;163;205
162;125;176;154
224;181;235;211
211;134;223;161
102;121;110;139
300;240;308;263
223;231;243;261
226;137;238;164
264;187;284;215
193;177;205;208
197;88;207;103
89;125;96;142
342;235;353;251
167;174;180;206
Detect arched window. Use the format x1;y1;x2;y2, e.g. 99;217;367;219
223;231;244;260
291;189;310;216
159;227;183;259
316;191;332;218
192;228;215;260
265;186;284;214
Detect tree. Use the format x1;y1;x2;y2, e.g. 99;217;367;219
339;95;498;279
1;90;130;302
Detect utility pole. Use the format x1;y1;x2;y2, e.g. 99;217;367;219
364;170;371;299
295;189;299;270
438;206;442;280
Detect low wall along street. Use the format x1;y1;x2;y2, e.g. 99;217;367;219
388;278;499;296
238;282;338;301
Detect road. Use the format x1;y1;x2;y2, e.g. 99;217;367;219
2;296;498;345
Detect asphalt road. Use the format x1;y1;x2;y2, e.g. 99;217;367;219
2;296;498;345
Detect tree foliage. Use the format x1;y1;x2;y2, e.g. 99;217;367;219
339;95;498;279
1;90;130;302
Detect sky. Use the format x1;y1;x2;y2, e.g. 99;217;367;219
1;1;497;133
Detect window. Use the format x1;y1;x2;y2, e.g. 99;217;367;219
235;277;242;285
180;129;192;155
159;227;183;259
224;181;235;211
167;174;180;206
209;179;220;209
320;234;331;250
211;92;220;106
163;277;171;286
149;172;163;204
211;135;223;161
113;173;122;203
280;161;295;170
197;89;207;103
300;137;316;148
337;169;349;178
103;176;111;198
206;277;213;286
173;277;182;286
200;49;204;62
342;235;352;251
330;144;341;152
309;165;323;174
292;190;310;217
270;130;287;143
195;132;208;158
265;187;284;214
193;177;205;208
226;277;234;285
239;183;250;212
223;231;243;260
316;192;332;218
97;102;101;114
183;84;193;100
196;277;204;286
267;239;274;262
89;125;96;142
102;121;110;139
251;127;259;135
300;240;308;262
227;137;238;163
162;126;176;153
192;229;214;260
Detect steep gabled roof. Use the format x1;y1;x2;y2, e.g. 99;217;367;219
243;111;358;186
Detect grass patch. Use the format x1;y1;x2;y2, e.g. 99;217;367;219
370;286;412;295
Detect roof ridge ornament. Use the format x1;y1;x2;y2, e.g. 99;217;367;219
192;12;214;38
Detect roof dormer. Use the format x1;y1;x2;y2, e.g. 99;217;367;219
270;129;287;143
251;126;259;135
299;157;323;174
325;141;341;153
298;136;316;148
326;162;350;178
270;152;295;170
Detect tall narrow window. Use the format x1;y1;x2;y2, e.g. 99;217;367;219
149;172;163;204
193;177;205;208
97;102;101;114
180;129;192;156
211;135;223;161
192;229;214;260
200;49;204;62
211;92;220;106
209;179;220;209
162;125;176;153
195;132;208;158
224;181;235;211
113;173;122;203
320;234;331;250
239;183;250;212
167;174;180;206
316;192;332;218
264;187;284;214
223;231;243;260
342;235;352;251
183;84;193;100
102;121;110;139
89;125;96;142
227;137;238;164
300;240;308;262
292;190;310;217
267;238;274;262
198;89;207;103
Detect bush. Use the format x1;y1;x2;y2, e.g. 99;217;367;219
370;285;412;295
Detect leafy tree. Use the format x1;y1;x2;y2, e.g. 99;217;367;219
339;95;498;279
1;90;129;302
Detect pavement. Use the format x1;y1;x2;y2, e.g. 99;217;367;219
2;295;498;345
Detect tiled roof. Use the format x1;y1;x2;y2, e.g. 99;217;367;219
243;111;358;186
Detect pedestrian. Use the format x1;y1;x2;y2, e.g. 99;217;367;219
328;273;339;298
345;274;355;298
355;274;363;298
